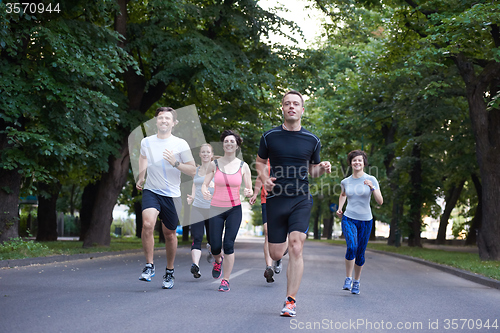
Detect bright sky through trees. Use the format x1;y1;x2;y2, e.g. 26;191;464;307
258;0;328;48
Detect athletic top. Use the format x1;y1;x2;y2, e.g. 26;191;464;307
341;173;379;221
140;134;194;197
193;167;214;209
258;125;321;197
211;160;244;208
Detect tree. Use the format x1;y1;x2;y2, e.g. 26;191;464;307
392;0;500;258
313;0;498;258
0;0;134;243
81;0;301;247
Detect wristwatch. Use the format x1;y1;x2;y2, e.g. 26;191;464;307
173;161;180;168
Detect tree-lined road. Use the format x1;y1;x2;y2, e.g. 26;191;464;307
1;238;499;333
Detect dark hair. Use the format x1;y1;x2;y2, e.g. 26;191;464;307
347;150;368;166
282;90;304;107
220;129;243;147
155;107;177;121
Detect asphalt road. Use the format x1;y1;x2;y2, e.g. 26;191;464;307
1;237;499;333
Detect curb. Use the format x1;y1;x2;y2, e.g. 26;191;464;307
368;249;500;290
0;249;144;269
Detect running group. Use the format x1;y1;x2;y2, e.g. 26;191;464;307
135;90;383;317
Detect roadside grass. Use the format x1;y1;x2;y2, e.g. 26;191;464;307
325;240;500;281
0;235;192;261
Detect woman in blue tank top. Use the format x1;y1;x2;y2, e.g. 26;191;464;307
336;150;383;295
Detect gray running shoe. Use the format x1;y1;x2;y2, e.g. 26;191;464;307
191;263;201;278
162;269;175;289
264;266;274;283
273;259;282;274
139;263;155;282
206;243;214;263
212;256;223;279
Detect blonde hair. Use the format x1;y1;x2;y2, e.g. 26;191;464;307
199;143;214;161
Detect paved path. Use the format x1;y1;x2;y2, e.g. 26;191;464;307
1;238;499;333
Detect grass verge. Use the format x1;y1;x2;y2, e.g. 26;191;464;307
324;240;500;281
0;236;192;261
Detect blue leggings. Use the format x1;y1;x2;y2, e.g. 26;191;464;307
342;216;372;266
209;205;242;255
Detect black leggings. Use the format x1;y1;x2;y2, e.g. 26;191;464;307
209;205;242;255
190;206;210;250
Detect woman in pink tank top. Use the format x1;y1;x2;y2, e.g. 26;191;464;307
201;130;253;292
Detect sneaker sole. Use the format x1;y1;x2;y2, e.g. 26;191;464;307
264;269;274;283
191;266;201;278
280;311;296;317
139;273;155;282
218;288;230;292
162;285;174;289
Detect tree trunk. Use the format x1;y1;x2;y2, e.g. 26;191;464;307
82;141;130;247
408;136;423;247
436;180;465;244
381;120;402;246
132;186;143;238
466;173;482;246
454;53;500;260
79;182;99;241
313;197;321;240
36;181;61;241
323;217;333;240
0;167;21;243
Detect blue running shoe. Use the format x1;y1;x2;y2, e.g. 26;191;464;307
351;281;360;294
342;277;352;290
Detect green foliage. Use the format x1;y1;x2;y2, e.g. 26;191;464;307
0;0;137;195
0;236;59;260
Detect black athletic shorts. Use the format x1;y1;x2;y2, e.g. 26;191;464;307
266;195;312;244
142;189;182;231
261;203;267;224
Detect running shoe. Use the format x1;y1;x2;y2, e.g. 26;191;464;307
280;297;296;317
351;281;360;295
264;266;274;283
218;279;230;292
139;263;155;282
191;263;201;278
206;243;214;263
162;269;175;289
273;259;282;274
342;277;353;291
212;256;223;279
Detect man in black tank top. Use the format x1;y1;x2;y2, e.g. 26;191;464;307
256;90;331;317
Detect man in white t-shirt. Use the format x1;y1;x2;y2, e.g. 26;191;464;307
136;107;196;289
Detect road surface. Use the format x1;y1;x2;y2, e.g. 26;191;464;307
1;237;499;332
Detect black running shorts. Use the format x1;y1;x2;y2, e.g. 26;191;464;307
266;195;312;244
142;189;182;231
